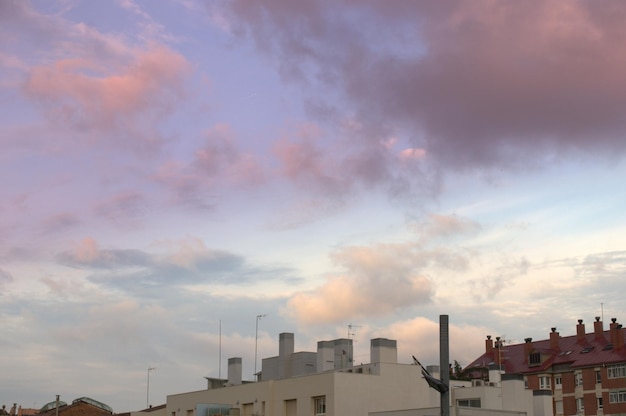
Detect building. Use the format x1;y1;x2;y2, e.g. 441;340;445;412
38;397;113;416
465;317;626;416
168;333;444;416
118;404;167;416
166;332;552;416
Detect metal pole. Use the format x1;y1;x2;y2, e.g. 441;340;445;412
440;315;450;416
219;320;222;379
255;314;266;380
147;367;156;408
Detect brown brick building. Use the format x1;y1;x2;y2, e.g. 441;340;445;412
465;317;626;416
38;398;112;416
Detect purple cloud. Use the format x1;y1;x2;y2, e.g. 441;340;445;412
224;1;626;170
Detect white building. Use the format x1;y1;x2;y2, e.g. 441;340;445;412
165;332;551;416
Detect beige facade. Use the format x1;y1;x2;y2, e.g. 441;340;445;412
371;375;552;416
167;333;443;416
168;361;444;416
166;332;550;416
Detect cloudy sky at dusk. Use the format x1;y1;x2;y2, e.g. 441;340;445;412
2;0;626;411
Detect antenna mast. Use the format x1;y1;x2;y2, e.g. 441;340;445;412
348;323;362;339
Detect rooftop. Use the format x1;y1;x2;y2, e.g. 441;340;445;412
466;317;626;374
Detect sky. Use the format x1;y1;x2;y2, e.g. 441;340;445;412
2;0;626;412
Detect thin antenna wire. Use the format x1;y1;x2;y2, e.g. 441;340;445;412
601;303;604;323
219;320;222;379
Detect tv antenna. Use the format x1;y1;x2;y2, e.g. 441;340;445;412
495;336;510;373
348;323;361;339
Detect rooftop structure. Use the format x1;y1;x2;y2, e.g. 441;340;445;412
169;331;552;416
465;317;626;416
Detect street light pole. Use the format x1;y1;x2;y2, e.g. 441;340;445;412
255;314;267;380
440;315;450;416
146;367;156;408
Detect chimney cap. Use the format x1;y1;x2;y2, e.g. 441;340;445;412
612;318;617;323
487;335;491;340
551;327;557;332
596;316;601;322
578;319;583;324
524;337;532;343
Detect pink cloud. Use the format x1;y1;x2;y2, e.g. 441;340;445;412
70;237;101;264
287;243;435;324
154;124;266;208
192;124;267;187
273;123;407;198
414;214;481;241
399;148;426;161
22;45;191;146
41;212;81;234
383;317;489;366
93;191;146;223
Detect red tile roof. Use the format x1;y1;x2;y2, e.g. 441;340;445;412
465;328;626;374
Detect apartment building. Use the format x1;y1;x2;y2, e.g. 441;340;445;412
167;332;554;416
37;398;113;416
465;317;626;416
168;334;443;416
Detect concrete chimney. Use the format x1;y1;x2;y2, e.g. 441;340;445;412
317;340;334;372
594;317;604;340
370;338;397;364
485;335;493;355
576;319;586;344
333;338;353;369
227;357;242;385
279;332;294;379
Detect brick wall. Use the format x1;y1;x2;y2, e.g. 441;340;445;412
41;402;111;416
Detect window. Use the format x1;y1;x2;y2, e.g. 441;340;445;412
285;399;297;416
555;400;563;415
610;391;626;403
555;376;562;389
529;352;541;365
539;376;551;390
598;397;603;409
576;398;584;413
575;372;583;387
596;370;602;384
457;399;481;408
241;403;253;416
313;396;326;415
607;364;626;379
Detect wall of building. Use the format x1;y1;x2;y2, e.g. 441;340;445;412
129;407;167;416
40;402;111;416
167;362;443;416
